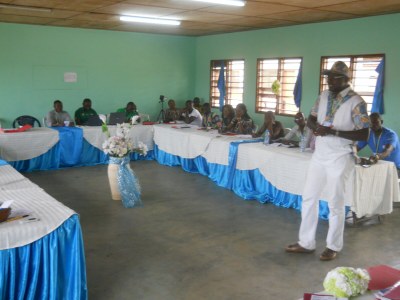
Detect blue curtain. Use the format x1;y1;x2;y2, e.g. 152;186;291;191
217;61;226;111
0;160;8;166
293;61;303;108
371;58;385;114
0;215;87;300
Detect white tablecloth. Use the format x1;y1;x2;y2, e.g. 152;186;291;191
0;128;59;161
82;124;154;151
236;143;399;217
154;124;255;164
0;165;39;191
0;165;75;250
153;124;217;159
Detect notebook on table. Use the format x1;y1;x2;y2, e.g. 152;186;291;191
108;112;126;125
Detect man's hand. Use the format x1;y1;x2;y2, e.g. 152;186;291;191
314;125;333;136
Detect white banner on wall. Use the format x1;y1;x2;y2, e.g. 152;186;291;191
64;72;77;83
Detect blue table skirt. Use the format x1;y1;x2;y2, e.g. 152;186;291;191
0;214;87;300
8;140;154;172
154;145;331;219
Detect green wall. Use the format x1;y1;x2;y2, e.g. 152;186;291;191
194;13;400;138
0;23;195;127
1;13;399;141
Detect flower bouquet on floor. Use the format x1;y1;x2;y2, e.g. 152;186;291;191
323;267;370;298
102;122;148;208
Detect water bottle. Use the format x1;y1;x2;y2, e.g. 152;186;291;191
299;134;306;152
263;129;270;146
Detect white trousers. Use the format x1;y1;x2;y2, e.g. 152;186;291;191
298;153;353;252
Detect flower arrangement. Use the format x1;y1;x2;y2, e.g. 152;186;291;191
102;123;148;157
271;79;281;95
323;267;370;298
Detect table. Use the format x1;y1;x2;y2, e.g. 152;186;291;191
153;125;399;219
0;125;155;171
0;162;87;299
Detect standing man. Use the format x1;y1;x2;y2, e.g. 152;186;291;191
285;61;370;261
357;112;400;175
75;98;98;125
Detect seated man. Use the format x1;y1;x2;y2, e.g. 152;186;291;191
201;103;220;128
164;99;180;122
226;104;254;134
75;98;98;125
117;101;139;122
46;100;73;127
193;97;203;114
181;100;202;127
357;112;400;175
253;111;284;140
281;112;314;147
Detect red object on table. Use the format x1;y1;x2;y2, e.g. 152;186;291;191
142;121;155;125
3;124;32;133
367;265;400;290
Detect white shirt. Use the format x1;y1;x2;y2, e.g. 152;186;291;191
182;108;203;127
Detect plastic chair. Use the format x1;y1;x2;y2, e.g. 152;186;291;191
12;115;41;128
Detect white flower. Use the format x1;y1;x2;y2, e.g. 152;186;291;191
323;267;370;298
102;123;147;157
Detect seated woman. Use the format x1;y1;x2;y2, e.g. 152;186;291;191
201;103;220;128
281;112;313;147
253;111;284;141
117;102;139;122
220;104;235;131
164;99;180;122
226;104;254;134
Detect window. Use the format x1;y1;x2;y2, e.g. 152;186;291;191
256;57;302;116
320;55;384;113
210;59;244;108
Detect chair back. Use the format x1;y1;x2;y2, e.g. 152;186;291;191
13;115;41;128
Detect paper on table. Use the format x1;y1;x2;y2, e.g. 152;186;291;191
0;200;14;208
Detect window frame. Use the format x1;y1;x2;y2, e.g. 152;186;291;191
209;59;245;109
319;54;385;113
255;57;302;117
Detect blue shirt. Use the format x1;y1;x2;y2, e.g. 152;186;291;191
358;127;400;168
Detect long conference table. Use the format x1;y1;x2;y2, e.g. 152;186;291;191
0;124;398;298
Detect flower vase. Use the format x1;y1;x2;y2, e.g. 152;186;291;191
108;156;142;208
107;162;121;200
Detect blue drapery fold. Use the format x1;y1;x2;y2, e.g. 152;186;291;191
154;144;332;219
0;215;88;300
217;61;226;111
52;127;84;167
109;156;142;208
0;160;8;166
232;169;330;220
225;139;263;188
293;60;303;108
9;144;61;172
371;58;385;114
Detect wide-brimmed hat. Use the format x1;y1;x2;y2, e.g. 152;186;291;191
323;61;351;78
